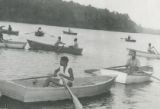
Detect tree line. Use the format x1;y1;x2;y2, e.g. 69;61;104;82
0;0;159;34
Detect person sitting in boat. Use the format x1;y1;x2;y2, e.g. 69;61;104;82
127;35;131;40
69;38;79;49
148;43;155;54
8;25;12;32
43;56;74;87
54;36;65;47
35;27;44;36
126;50;140;74
0;32;3;42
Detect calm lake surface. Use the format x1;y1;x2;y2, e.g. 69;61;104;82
0;21;160;109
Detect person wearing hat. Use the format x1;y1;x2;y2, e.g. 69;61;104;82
126;50;140;74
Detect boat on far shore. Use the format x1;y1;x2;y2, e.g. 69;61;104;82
63;28;77;35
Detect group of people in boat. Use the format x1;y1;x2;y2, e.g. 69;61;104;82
54;36;79;49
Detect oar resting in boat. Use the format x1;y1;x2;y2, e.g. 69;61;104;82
62;78;83;109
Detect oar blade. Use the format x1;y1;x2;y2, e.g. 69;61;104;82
84;69;99;73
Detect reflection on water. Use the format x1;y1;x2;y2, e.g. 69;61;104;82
0;21;160;109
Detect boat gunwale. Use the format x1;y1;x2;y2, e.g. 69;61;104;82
10;76;114;89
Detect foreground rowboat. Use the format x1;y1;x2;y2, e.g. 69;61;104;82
1;29;19;36
0;40;26;49
27;40;83;55
127;48;160;59
0;76;114;102
100;67;153;84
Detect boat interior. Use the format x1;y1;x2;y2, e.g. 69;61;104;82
12;76;112;88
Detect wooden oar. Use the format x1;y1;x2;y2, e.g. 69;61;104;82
153;47;160;55
45;32;55;37
85;65;126;73
62;78;83;109
140;71;160;81
25;32;35;34
15;75;53;80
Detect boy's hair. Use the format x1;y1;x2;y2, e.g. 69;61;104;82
61;56;69;63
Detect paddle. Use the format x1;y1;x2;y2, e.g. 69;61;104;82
85;65;126;73
61;78;83;109
153;47;160;55
15;75;53;80
45;32;55;37
25;32;35;34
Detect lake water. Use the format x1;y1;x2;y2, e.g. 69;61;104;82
0;21;160;109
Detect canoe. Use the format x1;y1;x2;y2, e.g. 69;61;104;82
127;48;160;59
35;31;44;37
1;29;19;36
0;76;115;102
125;38;136;42
0;40;26;49
63;30;77;35
27;40;83;55
99;66;153;84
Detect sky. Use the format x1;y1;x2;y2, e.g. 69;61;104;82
64;0;160;29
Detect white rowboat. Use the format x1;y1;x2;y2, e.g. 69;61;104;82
0;76;114;102
127;48;160;59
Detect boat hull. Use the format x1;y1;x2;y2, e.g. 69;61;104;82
1;29;19;36
35;32;44;37
63;31;77;35
100;68;152;84
128;48;160;59
125;39;136;42
0;40;26;49
0;76;114;102
27;40;83;55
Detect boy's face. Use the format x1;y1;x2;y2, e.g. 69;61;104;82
60;60;67;66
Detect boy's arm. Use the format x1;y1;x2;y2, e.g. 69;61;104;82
59;68;74;81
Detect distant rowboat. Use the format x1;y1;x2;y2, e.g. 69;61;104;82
35;31;44;37
99;66;153;84
0;76;115;102
127;48;160;59
125;38;136;42
27;40;83;55
63;29;77;35
1;29;19;36
0;40;26;49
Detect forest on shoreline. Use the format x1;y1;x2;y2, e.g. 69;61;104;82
0;0;159;34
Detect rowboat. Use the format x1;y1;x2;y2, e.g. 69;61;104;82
0;76;115;102
27;40;83;55
125;38;136;42
63;30;77;35
1;29;19;36
0;40;26;49
35;31;44;37
127;48;160;59
99;66;153;84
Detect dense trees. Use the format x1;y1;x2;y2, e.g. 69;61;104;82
0;0;157;33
